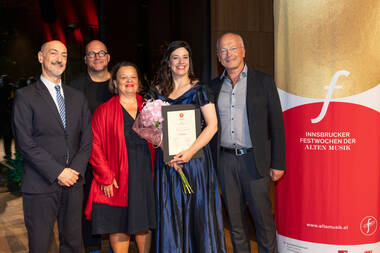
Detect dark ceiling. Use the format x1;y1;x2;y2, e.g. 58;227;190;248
0;0;211;83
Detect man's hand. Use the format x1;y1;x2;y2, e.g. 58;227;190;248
57;168;79;187
270;168;285;182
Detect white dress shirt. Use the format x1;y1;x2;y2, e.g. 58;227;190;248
40;75;64;111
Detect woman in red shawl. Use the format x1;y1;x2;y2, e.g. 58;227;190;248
85;62;155;253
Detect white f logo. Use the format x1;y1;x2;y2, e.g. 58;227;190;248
366;218;374;234
360;216;377;236
311;70;350;123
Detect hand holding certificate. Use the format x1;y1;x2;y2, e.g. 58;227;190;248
133;100;195;194
161;104;202;163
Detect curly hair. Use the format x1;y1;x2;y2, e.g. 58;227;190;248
152;40;197;97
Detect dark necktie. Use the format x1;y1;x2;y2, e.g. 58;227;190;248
55;85;66;129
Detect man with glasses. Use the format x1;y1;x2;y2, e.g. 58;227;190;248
70;40;112;114
69;40;113;253
208;33;286;253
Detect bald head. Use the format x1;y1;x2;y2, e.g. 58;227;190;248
217;33;245;52
216;33;246;74
85;40;108;54
40;40;67;53
84;40;110;74
38;40;67;83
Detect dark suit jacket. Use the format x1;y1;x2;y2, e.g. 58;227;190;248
208;66;286;177
12;79;92;193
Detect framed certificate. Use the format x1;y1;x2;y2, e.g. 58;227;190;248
161;104;202;162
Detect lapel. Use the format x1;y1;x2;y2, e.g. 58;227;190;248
214;77;224;106
35;79;65;130
245;67;256;123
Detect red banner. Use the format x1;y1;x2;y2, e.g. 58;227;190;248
274;1;380;252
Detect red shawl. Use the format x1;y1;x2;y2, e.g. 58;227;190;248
85;94;155;220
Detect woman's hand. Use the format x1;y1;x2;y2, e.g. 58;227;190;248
170;149;195;164
165;161;183;171
101;179;119;198
167;149;195;170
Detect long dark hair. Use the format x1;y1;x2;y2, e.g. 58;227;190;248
153;40;197;97
109;61;142;94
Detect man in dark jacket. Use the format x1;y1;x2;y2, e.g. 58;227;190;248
209;33;286;253
12;40;92;253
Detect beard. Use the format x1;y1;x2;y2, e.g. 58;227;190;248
88;62;108;73
46;62;65;77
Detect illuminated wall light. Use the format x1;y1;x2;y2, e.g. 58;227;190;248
43;23;53;41
73;28;84;45
81;0;99;29
55;20;66;45
60;0;78;25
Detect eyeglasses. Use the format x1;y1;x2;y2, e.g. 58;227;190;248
219;47;242;56
86;50;108;58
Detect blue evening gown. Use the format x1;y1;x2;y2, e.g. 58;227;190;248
153;83;226;253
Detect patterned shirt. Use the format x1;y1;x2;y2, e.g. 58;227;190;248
218;65;253;149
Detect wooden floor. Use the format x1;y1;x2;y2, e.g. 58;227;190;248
0;140;259;252
0;190;258;253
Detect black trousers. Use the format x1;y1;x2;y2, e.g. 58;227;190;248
82;165;102;252
23;186;83;253
218;150;277;253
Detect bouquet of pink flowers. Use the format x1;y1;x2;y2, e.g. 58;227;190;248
132;99;194;194
132;99;167;147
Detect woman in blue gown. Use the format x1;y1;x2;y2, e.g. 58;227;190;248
151;41;226;253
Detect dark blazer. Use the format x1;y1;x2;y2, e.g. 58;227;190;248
12;79;92;193
208;66;286;177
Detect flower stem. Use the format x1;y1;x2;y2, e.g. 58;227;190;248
175;165;194;194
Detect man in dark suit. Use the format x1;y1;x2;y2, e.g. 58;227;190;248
12;40;92;253
69;40;112;253
208;33;286;253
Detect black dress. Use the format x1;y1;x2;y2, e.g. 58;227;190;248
91;107;156;234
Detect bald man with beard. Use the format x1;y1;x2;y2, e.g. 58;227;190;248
69;40;113;253
12;40;92;253
70;40;112;114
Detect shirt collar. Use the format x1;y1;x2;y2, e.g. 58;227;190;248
219;64;248;81
40;74;62;89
